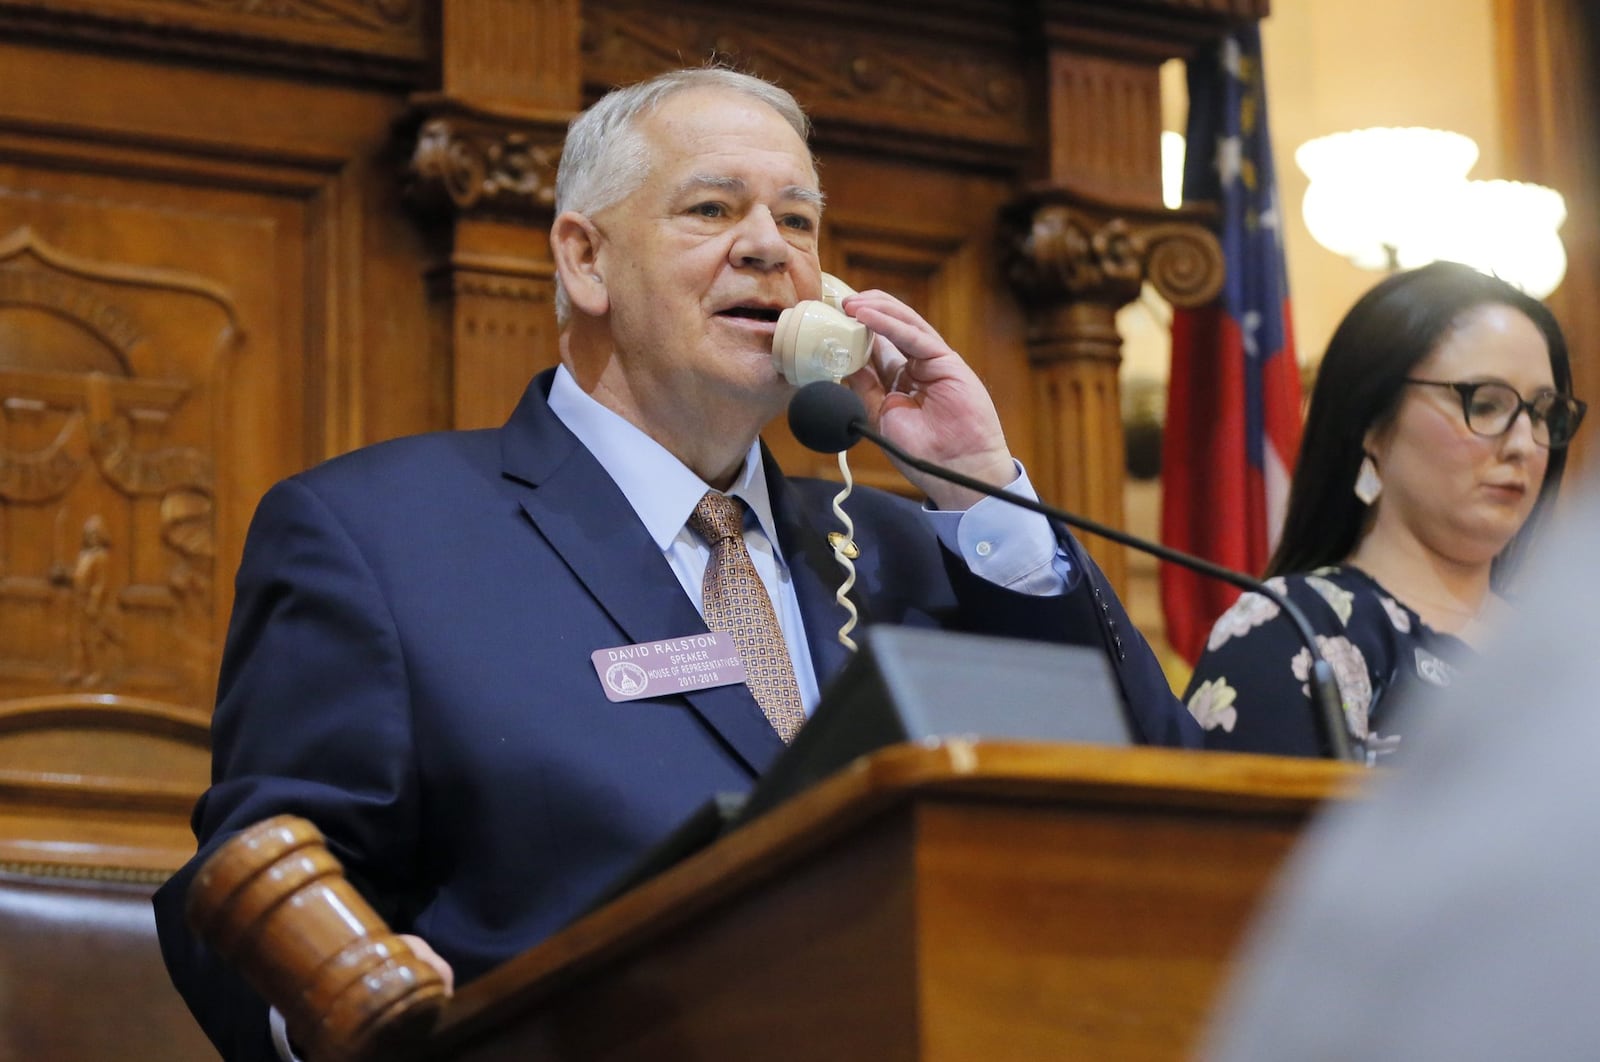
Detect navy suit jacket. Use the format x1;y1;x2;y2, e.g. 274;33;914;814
154;369;1195;1060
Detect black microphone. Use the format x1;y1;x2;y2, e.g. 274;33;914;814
788;380;1358;764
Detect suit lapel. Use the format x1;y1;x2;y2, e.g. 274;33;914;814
499;372;784;776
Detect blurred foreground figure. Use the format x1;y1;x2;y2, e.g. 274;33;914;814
1200;479;1600;1061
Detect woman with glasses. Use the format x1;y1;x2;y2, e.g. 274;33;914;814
1183;261;1586;761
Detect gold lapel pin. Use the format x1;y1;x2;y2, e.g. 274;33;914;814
827;531;860;560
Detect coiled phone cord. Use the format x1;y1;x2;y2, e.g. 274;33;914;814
829;450;859;651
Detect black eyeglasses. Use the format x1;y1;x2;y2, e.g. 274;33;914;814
1403;378;1587;449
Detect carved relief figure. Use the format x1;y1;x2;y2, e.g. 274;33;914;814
0;228;238;710
67;514;118;686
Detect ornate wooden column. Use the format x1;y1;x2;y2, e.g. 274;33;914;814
1001;1;1261;590
1494;0;1600;480
405;0;581;429
1001;194;1221;588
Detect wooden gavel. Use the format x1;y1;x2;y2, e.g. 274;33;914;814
185;815;450;1062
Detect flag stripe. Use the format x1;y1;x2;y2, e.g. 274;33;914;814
1160;28;1303;665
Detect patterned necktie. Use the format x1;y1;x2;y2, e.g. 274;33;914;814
688;491;805;742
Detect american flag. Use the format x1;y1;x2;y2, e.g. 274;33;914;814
1160;27;1303;664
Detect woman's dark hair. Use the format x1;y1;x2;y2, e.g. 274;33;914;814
1266;260;1574;586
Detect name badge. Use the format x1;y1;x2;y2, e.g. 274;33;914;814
590;632;748;702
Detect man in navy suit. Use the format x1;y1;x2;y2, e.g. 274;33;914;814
154;67;1197;1060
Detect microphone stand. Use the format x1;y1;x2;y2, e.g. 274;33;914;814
853;421;1358;764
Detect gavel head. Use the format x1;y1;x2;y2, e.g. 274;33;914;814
185;815;449;1062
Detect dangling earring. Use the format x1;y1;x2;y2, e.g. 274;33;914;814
1354;453;1383;505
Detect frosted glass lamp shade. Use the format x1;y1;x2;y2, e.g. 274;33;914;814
1295;128;1568;298
1406;180;1569;298
1295;127;1480;270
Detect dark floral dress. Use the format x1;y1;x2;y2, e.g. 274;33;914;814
1182;566;1469;762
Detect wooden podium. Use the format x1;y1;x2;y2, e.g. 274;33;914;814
416;742;1362;1062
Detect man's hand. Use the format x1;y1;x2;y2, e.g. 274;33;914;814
400;934;455;993
839;289;1016;509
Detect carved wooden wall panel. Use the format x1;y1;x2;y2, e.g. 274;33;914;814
0;230;234;704
0;0;1260;874
582;0;1033;167
0;0;427;81
0;35;432;871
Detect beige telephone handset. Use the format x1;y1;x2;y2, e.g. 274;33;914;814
772;273;873;386
774;274;870;653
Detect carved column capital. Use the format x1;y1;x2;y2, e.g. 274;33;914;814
399;94;573;428
1000;190;1224;373
403;95;570;221
1001;193;1225;313
998;188;1228;595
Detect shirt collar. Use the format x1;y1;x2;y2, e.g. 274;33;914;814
546;365;785;557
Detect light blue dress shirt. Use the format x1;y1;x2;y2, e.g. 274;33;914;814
546;365;1072;712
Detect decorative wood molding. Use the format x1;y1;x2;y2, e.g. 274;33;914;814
0;773;201;871
1001;194;1223;357
582;0;1031;167
162;0;415;31
0;697;208;870
1042;51;1166;203
0;691;212;738
9;0;420;37
0;410;83;503
587;0;1024;48
0;0;426;85
0;381;213;500
1038;0;1271;58
405;99;567;222
0;769;205;816
0;859;173;885
0;225;239;328
425;251;560;429
441;0;581;106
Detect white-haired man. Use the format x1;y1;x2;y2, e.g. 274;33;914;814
155;67;1194;1061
